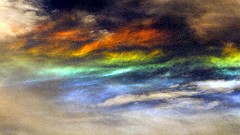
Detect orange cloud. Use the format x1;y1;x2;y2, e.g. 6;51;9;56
52;30;91;42
34;22;55;33
27;42;72;57
10;18;170;58
34;20;92;42
7;39;27;50
73;25;170;57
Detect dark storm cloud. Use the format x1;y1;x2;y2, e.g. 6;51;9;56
38;0;209;42
41;0;150;29
42;0;112;13
177;0;240;44
24;0;194;57
143;0;240;45
7;0;240;59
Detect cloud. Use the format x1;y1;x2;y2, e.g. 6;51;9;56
187;0;240;43
72;23;170;57
99;50;164;66
3;0;240;59
190;80;240;92
4;0;240;59
0;0;46;41
43;0;111;13
0;86;103;135
140;0;240;44
117;110;240;135
1;1;240;135
1;85;240;135
97;91;197;107
8;16;171;58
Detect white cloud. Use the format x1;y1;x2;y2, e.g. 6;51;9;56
0;0;46;41
97;91;197;107
82;15;96;24
191;80;240;92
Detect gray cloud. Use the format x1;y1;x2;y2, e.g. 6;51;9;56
1;86;240;135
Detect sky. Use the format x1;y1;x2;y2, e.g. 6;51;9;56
0;0;240;135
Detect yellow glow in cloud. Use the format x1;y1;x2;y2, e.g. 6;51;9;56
100;50;164;65
0;22;15;39
27;42;72;57
209;43;240;68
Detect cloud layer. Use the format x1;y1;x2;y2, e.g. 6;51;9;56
1;1;240;135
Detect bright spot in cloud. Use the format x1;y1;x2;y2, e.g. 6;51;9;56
192;80;240;92
0;0;45;41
